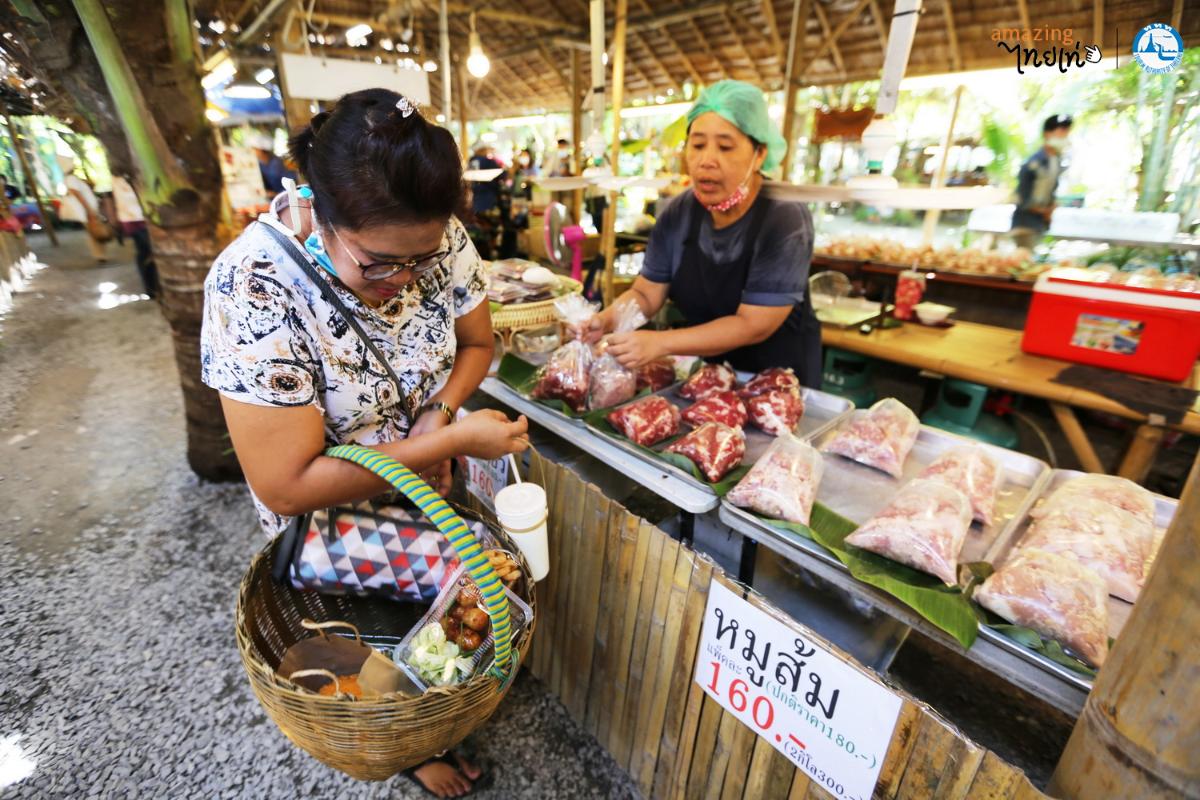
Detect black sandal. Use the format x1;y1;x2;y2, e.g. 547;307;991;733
402;751;492;798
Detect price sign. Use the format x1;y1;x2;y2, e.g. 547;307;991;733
695;582;902;800
463;455;508;511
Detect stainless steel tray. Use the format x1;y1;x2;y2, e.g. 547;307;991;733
586;377;855;496
808;423;1053;568
981;468;1179;648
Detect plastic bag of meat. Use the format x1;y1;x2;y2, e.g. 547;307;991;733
587;299;649;409
746;387;805;436
975;548;1109;667
636;358;677;393
531;294;599;412
664;422;745;483
739;367;801;400
679;363;737;401
1031;474;1156;529
606;395;681;447
1020;497;1151;602
682;390;747;429
843;479;972;585
727;434;824;525
918;445;1002;525
821;398;919;478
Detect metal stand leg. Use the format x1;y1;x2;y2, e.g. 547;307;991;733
679;511;694;546
738;537;758;585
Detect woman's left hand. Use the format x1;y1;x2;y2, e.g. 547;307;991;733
409;408;454;497
606;330;668;369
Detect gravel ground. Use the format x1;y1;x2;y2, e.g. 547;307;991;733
0;231;638;799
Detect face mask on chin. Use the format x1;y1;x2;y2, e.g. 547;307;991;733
697;160;759;213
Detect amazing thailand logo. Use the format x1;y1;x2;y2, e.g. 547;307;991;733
1132;23;1183;74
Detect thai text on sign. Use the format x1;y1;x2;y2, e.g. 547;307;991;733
695;581;902;800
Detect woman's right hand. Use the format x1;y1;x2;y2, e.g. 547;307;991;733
451;410;530;459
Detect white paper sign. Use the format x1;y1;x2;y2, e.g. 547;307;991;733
464;455;508;510
695;582;902;800
280;53;431;104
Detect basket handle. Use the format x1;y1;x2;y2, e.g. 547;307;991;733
301;618;362;643
323;444;516;679
289;668;349;696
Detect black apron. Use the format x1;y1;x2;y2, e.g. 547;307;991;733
667;195;823;387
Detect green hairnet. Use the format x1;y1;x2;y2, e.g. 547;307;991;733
686;80;786;173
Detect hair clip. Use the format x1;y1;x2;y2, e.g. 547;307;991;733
395;95;416;118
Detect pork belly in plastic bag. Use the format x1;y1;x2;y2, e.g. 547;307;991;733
531;340;592;411
636;358;677;393
821;398;919;478
531;294;599;411
727;434;824;525
1031;474;1156;528
843;478;972;585
664;422;745;483
746;387;805;436
679;363;737;401
606;395;681;447
587;299;648;409
975;548;1109;667
918;444;1002;525
1021;497;1151;602
682;390;747;429
738;367;801;400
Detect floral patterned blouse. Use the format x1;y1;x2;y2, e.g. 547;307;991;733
200;203;487;536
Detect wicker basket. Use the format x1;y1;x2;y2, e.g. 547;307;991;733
235;446;537;781
490;277;584;346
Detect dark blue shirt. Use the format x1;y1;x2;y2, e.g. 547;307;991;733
259;156;296;195
641;192;813;307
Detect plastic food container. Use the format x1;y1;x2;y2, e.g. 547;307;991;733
1021;270;1200;382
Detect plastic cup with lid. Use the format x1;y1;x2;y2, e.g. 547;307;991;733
494;482;549;581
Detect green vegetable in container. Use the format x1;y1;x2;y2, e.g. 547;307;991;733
406;623;474;686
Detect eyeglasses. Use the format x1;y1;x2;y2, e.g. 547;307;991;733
329;224;450;281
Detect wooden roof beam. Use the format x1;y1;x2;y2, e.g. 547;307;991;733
684;18;732;82
1093;0;1103;44
943;0;962;72
802;0;871;79
761;0;785;63
307;8;582;36
721;10;768;86
1015;0;1031;39
629;1;729;34
536;41;571;95
867;0;888;54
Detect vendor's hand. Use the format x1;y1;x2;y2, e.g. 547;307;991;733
606;330;666;369
452;409;530;460
581;309;614;345
410;408;454;496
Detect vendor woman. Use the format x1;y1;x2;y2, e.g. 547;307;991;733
585;80;821;386
201;89;526;798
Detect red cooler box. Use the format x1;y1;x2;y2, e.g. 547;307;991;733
1022;270;1200;382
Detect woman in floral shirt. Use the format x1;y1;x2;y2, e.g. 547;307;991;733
201;90;526;797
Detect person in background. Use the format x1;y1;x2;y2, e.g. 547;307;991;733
545;138;572;176
112;173;157;298
248;131;296;196
58;157;108;264
467;145;503;215
511;148;537;200
0;174;18;200
1010;114;1072;249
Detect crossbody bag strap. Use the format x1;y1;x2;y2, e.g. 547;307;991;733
256;220;413;418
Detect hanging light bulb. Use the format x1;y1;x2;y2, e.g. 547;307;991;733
423;59;439;72
466;12;490;78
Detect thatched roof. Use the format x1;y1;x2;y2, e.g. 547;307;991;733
200;0;1198;119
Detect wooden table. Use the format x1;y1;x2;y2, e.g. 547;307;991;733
822;320;1200;482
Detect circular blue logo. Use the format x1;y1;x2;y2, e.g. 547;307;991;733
1132;23;1183;74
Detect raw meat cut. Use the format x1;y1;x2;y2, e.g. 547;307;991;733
606;395;681;447
636;358;677;393
975;548;1109;667
843;479;972;585
727;435;823;525
918;445;1002;525
682;390;747;429
821;398;919;478
679;363;737;400
664;422;745;483
531;340;592;412
1031;474;1156;528
738;367;801;400
588;351;637;409
1020;497;1151;602
746;387;805;436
